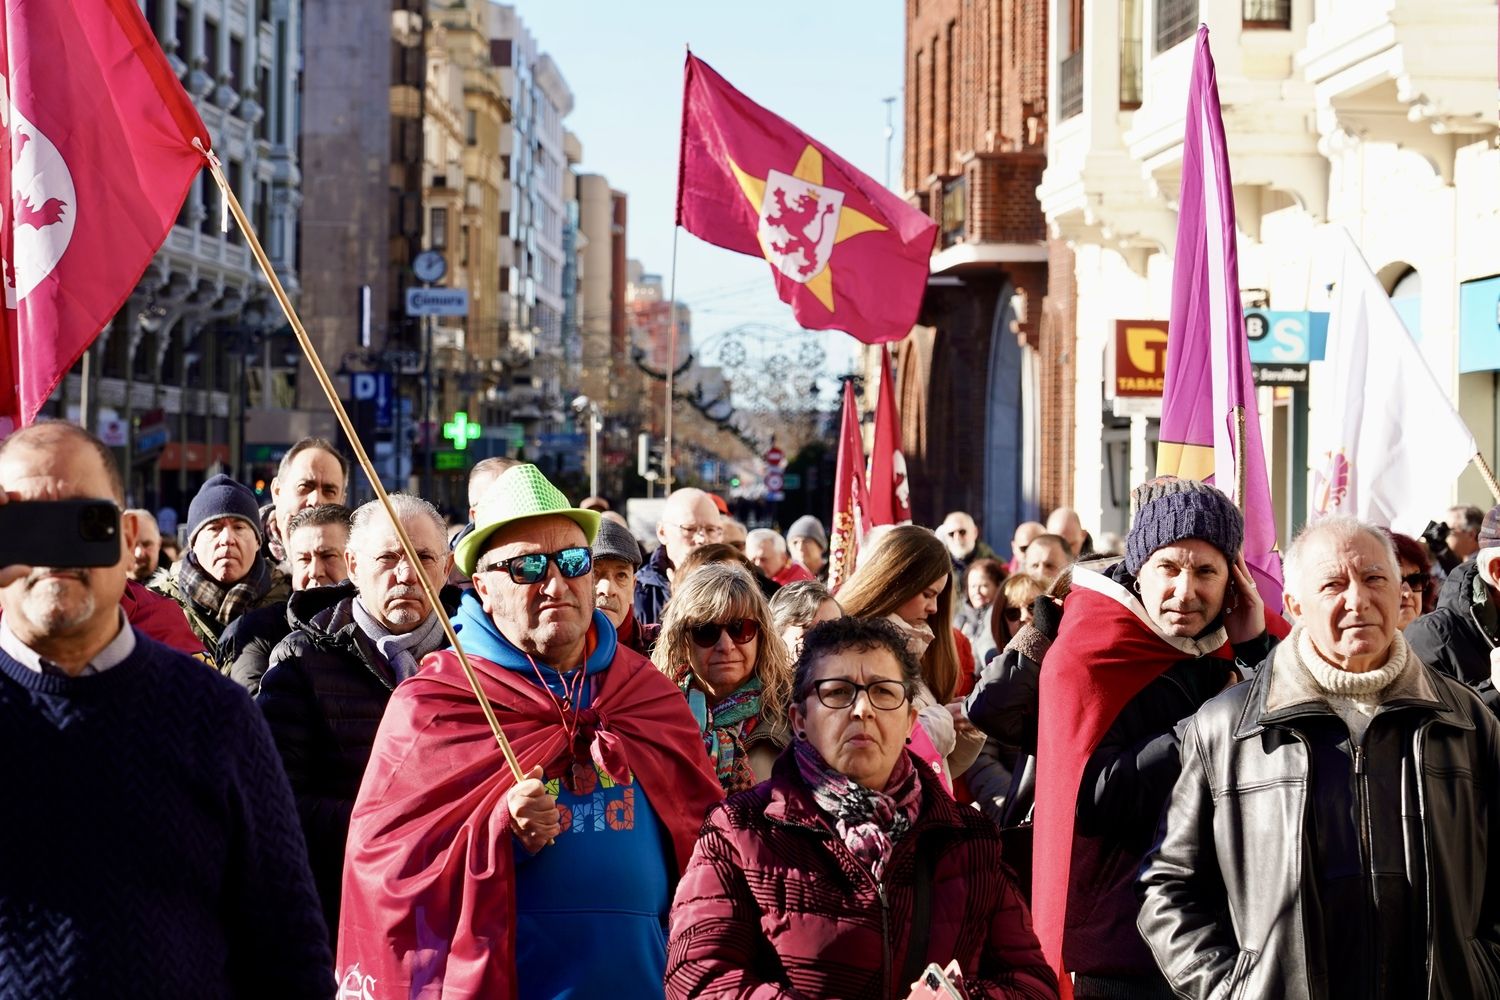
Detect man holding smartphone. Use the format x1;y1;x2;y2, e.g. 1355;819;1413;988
0;421;331;996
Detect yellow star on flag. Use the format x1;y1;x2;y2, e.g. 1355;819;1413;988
726;144;887;312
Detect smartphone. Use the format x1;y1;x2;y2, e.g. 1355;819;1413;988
0;499;122;569
906;962;965;999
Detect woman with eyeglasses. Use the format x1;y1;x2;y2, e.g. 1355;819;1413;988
837;525;984;785
665;616;1058;999
652;563;794;793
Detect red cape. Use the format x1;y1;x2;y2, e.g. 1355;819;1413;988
336;641;723;998
1031;568;1287;997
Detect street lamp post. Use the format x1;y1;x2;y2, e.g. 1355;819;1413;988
572;394;601;498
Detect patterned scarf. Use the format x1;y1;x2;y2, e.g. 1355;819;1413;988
794;736;923;880
177;549;272;627
680;671;764;793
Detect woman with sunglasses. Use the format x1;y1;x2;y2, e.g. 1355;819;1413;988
837;525;984;784
665;616;1058;999
652;563;794;793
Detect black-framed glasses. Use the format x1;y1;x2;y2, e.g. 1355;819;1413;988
809;678;909;711
688;618;760;648
1402;572;1429;591
671;521;725;541
478;546;593;584
1002;606;1023;623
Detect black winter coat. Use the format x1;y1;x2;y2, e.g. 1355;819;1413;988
1139;642;1500;1000
220;600;293;697
1405;559;1500;712
256;581;458;932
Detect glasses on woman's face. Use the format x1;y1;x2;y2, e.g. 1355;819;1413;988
688;618;760;648
808;678;909;711
1402;572;1428;591
1002;606;1023;623
477;546;593;584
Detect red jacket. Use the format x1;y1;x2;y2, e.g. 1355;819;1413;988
666;751;1059;999
121;580;205;657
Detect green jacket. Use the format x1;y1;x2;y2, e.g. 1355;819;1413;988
148;560;291;669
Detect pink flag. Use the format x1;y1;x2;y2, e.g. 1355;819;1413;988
827;379;870;591
1156;26;1282;610
867;345;912;526
677;54;937;344
1;0;209;432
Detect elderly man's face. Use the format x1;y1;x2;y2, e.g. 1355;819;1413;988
1024;540;1070;584
345;513;451;633
789;536;825;574
656;491;723;568
271;447;346;540
1047;509;1086;553
721;518;747;553
939;514;977;559
1446;507;1479;560
0;439;136;648
746;536;788;578
1136;539;1230;638
1286;531;1400;671
473;515;594;665
287;522;350;591
593;556;636;628
1011;521;1044;564
129;513;161;582
191;517;260;585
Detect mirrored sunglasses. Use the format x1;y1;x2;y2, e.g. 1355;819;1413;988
688;618;760;648
481;546;593;584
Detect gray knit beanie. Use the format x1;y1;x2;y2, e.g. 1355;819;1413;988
1125;477;1244;575
786;515;828;550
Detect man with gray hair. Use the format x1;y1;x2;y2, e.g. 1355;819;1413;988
746;526;815;586
1139;514;1500;998
257;493;456;931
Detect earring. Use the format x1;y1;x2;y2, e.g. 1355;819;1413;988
1131;578;1142;595
796;730;806;740
905;736;913;745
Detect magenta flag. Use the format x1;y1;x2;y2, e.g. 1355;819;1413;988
1156;26;1283;609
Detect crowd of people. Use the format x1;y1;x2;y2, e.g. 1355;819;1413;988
2;423;1499;998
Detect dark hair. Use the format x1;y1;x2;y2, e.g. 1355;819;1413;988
278;437;349;485
287;502;353;535
0;421;124;503
675;541;756;580
793;616;923;703
966;557;1006;588
1388;529;1438;615
1028;533;1074;559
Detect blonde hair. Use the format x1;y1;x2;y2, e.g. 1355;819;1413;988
651;562;793;732
835;524;961;702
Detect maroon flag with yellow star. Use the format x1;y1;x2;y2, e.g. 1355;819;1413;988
677;54;937;344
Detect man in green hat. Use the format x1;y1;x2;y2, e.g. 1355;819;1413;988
337;464;723;999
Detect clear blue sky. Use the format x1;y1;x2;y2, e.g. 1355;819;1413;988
513;1;906;388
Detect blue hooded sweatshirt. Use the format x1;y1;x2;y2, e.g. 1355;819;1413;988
451;592;673;1000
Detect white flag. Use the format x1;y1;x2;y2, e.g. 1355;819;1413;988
1310;227;1477;531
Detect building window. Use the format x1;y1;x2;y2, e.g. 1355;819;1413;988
175;2;190;62
225;160;244;244
1155;0;1198;53
1059;50;1083;120
229;35;243;87
1120;0;1143;109
430;207;448;249
256;66;271;139
465;108;478;145
1242;0;1291;27
491;38;512;67
204;19;220;79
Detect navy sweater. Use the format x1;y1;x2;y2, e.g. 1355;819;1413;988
0;631;333;998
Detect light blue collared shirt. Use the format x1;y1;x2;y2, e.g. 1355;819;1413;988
0;610;137;677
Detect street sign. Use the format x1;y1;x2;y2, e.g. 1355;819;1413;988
443;411;481;450
765;446;785;466
352;371;395;430
1113;320;1169;397
765;470;784;492
1253;364;1309;387
433;450;471;472
1244;310;1328;364
405;287;469;317
782;472;802;490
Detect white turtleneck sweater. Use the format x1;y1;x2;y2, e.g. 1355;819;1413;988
1291;626;1412;742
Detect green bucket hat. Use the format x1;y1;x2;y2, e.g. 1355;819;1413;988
455;464;600;575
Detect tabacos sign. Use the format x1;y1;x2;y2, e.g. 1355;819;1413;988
1114;320;1169;397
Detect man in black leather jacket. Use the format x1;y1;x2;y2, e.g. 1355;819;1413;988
1139;515;1500;999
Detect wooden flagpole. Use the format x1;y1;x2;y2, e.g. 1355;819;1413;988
195;140;523;783
1471;452;1500;504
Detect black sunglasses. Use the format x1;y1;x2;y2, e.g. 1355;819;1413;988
688;618;760;648
1002;606;1023;622
1402;572;1429;591
478;546;593;584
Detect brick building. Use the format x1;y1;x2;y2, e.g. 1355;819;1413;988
897;0;1058;543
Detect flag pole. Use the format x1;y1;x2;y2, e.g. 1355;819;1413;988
663;223;680;494
1471;452;1500;504
1234;404;1248;511
193;141;524;784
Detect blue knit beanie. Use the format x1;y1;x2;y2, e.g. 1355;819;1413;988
187;474;263;545
1125;477;1243;575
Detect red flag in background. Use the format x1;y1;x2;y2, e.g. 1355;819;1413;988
827;379;870;591
1;0;208;431
678;53;937;345
868;345;912;525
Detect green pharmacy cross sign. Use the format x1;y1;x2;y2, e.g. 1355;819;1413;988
443;411;481;450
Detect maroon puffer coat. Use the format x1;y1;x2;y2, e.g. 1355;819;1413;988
665;750;1058;999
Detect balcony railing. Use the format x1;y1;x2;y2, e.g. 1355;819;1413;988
1242;0;1290;28
1155;0;1198;53
1120;35;1143;108
1059;49;1083;120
